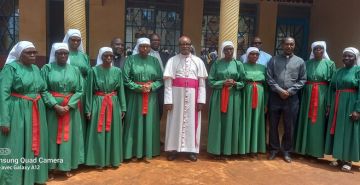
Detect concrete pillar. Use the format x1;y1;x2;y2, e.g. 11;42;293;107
19;0;47;66
218;0;240;56
183;0;204;54
64;0;87;51
258;0;278;55
88;0;125;60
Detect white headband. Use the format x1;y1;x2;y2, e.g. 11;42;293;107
343;47;360;66
245;47;260;63
96;47;113;66
220;41;236;59
309;41;330;60
5;41;35;64
49;42;70;64
132;37;150;55
63;28;84;53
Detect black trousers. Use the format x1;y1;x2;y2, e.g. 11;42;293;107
268;91;299;153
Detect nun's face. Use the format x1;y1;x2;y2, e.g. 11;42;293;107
223;46;234;59
342;51;356;67
55;49;69;65
138;44;150;57
68;36;81;51
101;51;114;65
313;45;324;60
20;48;37;65
247;51;259;63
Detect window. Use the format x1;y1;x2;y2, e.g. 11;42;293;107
0;0;19;55
202;2;257;58
125;0;182;55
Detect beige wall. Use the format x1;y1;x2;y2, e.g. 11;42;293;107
19;0;47;56
89;0;125;60
257;0;277;55
183;0;204;54
310;0;360;66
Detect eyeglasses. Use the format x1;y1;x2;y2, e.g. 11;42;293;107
253;42;262;45
102;54;114;58
56;51;69;56
179;43;191;46
249;52;260;56
70;38;81;42
139;45;150;48
22;51;38;55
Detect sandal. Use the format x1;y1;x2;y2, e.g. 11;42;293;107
65;171;73;178
329;160;341;167
341;163;352;172
48;173;55;181
96;166;104;170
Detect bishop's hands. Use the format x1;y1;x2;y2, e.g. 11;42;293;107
164;104;173;111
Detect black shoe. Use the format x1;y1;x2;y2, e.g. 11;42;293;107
188;153;198;162
268;152;277;160
167;152;177;161
284;155;292;163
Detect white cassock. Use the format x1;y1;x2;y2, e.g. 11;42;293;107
163;53;208;153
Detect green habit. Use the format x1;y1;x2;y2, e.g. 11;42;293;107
207;59;245;155
123;54;163;159
295;59;335;158
41;63;84;171
85;65;126;167
0;61;48;185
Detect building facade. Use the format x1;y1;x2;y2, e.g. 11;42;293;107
0;0;359;67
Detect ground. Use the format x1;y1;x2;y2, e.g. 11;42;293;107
47;108;360;185
47;154;360;185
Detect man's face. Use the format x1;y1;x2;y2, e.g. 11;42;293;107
111;38;124;56
282;38;295;55
151;35;161;51
179;37;191;55
252;37;262;49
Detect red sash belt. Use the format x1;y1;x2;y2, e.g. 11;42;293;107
221;85;230;113
247;82;262;109
11;93;41;156
136;81;153;115
95;91;117;132
330;88;357;134
172;78;200;146
306;81;329;124
50;92;73;144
